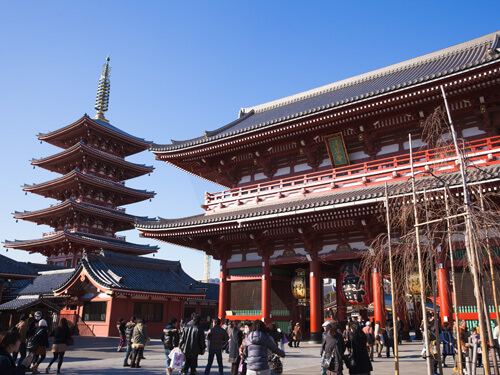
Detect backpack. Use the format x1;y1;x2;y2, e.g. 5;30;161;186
366;331;375;345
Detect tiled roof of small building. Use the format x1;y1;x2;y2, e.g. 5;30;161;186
16;269;75;296
0;254;37;277
0;297;62;311
55;250;207;296
152;31;500;152
137;163;500;230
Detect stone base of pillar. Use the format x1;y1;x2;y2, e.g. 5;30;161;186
309;331;322;343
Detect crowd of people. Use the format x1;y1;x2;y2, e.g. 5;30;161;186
0;311;72;375
3;310;498;375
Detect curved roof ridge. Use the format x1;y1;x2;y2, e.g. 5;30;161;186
31;140;154;170
37;115;153;145
23;169;155;196
241;31;499;115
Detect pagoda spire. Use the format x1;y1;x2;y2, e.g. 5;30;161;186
93;55;111;123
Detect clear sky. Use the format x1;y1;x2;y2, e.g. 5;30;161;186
1;1;499;280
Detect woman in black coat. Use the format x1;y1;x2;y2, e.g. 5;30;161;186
346;322;372;375
228;321;243;375
321;324;346;375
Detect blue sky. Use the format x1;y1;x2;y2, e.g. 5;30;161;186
1;1;499;280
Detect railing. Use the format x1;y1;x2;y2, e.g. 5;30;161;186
204;136;500;212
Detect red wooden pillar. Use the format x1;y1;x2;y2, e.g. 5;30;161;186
218;259;228;320
261;257;271;323
309;258;322;342
437;262;452;324
372;268;386;327
336;274;347;322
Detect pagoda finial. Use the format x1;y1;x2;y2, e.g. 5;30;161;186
93;55;111;123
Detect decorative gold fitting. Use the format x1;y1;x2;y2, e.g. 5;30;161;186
480;105;486;113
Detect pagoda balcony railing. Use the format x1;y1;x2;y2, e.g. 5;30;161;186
204;136;500;212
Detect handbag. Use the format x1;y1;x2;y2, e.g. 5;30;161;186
27;333;39;351
269;353;283;374
322;353;334;370
66;337;74;346
344;353;356;369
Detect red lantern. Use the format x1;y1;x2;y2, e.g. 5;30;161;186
340;262;371;305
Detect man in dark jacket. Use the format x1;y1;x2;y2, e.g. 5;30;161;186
162;318;180;375
180;314;206;375
204;318;229;375
123;316;136;367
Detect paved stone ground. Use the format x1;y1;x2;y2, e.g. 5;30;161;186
36;336;492;374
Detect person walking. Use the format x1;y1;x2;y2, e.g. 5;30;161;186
161;318;180;375
116;318;126;352
346;322;372;375
228;320;243;375
131;318;149;368
204;318;229;375
470;326;482;368
373;321;382;358
321;323;346;375
243;320;285;375
287;320;294;348
396;317;403;345
439;322;455;368
293;323;302;348
382;325;394;358
179;314;206;375
362;322;374;361
12;314;29;366
30;319;49;374
45;318;71;374
0;331;33;375
123;316;136;367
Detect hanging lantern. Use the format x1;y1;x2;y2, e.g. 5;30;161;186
340;262;371;305
408;273;422;296
291;268;308;305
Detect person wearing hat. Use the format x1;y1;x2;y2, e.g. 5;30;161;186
293;323;302;348
362;321;375;361
30;319;49;374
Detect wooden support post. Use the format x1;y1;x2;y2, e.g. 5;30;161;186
337;274;347;322
372;268;386;328
437;263;452;324
218;259;227;320
309;257;322;342
261;257;271;323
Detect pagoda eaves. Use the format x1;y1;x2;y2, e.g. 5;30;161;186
31;140;154;181
4;230;158;257
23;169;155;206
14;198;156;232
38;115;153;157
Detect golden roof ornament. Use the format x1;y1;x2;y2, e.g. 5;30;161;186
93;55;111;123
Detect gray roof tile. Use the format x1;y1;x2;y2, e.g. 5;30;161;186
152;31;500;152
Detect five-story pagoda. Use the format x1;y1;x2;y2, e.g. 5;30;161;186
4;57;158;267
